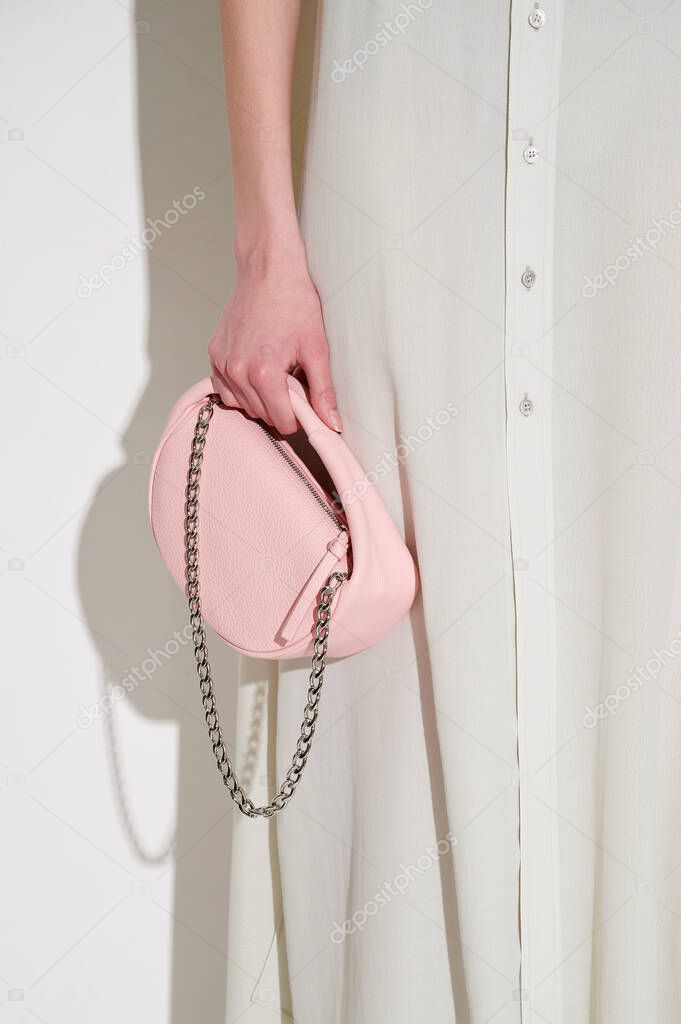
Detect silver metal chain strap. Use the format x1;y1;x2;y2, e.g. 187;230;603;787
184;395;348;819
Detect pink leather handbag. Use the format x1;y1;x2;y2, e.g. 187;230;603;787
149;375;418;817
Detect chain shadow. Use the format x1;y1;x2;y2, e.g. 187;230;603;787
77;1;237;1019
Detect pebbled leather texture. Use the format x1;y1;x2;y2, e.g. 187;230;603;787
149;376;419;659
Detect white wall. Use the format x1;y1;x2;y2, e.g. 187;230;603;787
0;1;259;1020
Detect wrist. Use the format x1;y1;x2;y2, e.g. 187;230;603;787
234;227;308;279
231;141;306;276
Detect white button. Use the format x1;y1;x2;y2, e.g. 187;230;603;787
521;267;537;289
528;8;546;29
523;144;539;164
519;395;534;417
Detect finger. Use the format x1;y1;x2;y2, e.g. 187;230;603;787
212;362;267;421
248;364;298;435
298;342;343;432
238;381;270;423
210;363;240;407
262;377;299;436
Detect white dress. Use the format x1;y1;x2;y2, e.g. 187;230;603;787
225;3;681;1022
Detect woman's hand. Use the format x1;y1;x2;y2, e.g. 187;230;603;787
208;253;342;436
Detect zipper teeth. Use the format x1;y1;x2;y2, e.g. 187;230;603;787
258;423;345;530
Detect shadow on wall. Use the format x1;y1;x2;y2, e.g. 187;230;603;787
76;1;317;1020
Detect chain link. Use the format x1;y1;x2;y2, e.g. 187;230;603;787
184;395;348;819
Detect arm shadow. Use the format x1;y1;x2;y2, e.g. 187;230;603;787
76;1;317;1020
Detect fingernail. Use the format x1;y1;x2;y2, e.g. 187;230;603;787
328;408;343;433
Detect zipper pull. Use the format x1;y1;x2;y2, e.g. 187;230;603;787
277;531;349;644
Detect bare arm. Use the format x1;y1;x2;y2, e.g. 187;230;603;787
209;0;342;434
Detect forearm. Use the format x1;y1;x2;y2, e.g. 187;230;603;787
212;2;341;435
220;0;305;271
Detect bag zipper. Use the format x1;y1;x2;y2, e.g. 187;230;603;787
257;422;346;531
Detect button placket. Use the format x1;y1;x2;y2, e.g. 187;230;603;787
504;2;563;1015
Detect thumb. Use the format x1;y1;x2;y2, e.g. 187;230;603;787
298;344;343;433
